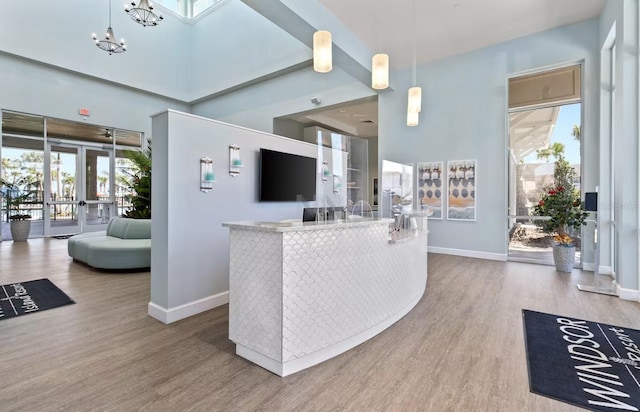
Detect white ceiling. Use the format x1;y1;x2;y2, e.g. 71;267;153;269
319;0;606;69
283;0;605;138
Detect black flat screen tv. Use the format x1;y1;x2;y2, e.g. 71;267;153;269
259;148;317;202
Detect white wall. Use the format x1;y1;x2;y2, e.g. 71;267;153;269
0;54;189;138
378;19;600;260
0;0;191;100
150;110;348;322
598;0;639;294
186;0;311;101
191;65;375;133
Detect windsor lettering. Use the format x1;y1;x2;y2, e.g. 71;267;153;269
557;317;639;411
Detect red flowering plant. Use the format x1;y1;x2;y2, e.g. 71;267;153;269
531;185;588;247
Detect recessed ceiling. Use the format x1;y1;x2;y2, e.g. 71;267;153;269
283;97;379;138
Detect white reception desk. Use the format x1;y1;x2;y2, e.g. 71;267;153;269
222;216;428;377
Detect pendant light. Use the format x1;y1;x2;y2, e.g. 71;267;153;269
313;5;332;73
125;0;164;27
313;30;332;73
371;0;389;89
408;86;422;113
407;0;421;126
92;0;126;55
407;111;419;127
372;54;389;89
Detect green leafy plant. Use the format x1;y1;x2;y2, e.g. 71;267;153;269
531;154;588;246
1;177;36;221
121;139;151;219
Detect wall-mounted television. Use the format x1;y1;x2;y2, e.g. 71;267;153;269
259;148;317;202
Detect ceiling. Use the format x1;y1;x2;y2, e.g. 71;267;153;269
320;0;606;70
288;0;605;137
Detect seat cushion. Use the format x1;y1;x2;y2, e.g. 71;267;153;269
106;218;129;239
70;237;113;263
68;231;107;257
86;239;151;269
124;219;151;239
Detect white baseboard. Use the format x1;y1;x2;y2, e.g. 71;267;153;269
599;266;613;275
148;291;229;324
582;263;613;275
428;246;507;262
616;284;640;301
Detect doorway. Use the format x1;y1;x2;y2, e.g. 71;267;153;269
1;110;142;241
506;65;583;265
45;143;114;236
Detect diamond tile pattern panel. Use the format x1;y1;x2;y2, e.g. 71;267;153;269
281;225;427;362
229;229;283;362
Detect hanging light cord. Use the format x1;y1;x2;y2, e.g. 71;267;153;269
109;0;112;27
378;0;382;53
412;0;417;85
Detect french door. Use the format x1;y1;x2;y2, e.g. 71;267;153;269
44;142;114;236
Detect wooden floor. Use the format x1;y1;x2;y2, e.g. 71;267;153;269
1;238;639;412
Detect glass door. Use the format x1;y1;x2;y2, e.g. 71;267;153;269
45;143;114;236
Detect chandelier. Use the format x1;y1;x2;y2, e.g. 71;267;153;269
125;0;164;27
92;0;126;55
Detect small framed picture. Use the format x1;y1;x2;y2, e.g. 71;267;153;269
417;161;443;219
333;175;343;194
446;159;476;221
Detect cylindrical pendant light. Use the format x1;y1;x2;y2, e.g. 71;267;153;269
313;30;332;73
408;86;422;113
406;0;421;127
407;110;419;127
372;53;389;89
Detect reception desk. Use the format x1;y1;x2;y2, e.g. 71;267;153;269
222;217;428;376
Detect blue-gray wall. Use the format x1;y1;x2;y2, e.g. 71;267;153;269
378;19;600;262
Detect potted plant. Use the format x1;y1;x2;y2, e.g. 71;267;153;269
531;155;588;272
1;178;34;241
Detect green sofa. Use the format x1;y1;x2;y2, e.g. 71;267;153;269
67;217;151;270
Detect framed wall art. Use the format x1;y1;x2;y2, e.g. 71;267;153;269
447;160;476;221
417;161;443;219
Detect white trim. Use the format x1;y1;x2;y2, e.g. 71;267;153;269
581;262;613;274
616;283;640;301
148;291;229;324
599;265;613;275
235;291;423;377
428;246;507;262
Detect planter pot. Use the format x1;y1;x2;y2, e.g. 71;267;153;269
10;219;31;242
552;244;575;272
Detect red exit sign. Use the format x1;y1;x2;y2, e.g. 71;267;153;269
78;108;90;116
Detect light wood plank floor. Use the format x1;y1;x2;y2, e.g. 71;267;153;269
1;238;639;411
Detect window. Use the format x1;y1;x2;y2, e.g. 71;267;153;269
152;0;229;19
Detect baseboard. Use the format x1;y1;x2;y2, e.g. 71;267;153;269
582;263;613;275
148;291;230;324
616;284;640;301
599;266;613;275
427;246;507;262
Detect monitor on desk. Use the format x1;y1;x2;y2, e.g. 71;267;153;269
302;207;346;222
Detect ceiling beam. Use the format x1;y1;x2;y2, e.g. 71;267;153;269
240;0;376;90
